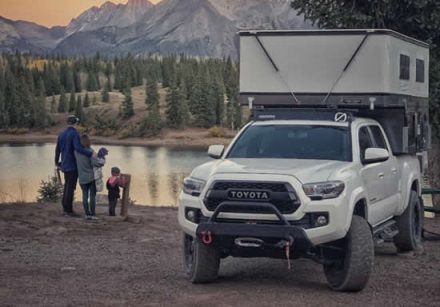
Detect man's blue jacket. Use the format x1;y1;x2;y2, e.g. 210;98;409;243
55;127;92;172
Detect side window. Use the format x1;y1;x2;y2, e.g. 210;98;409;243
369;126;388;150
416;59;425;83
399;54;410;80
358;127;374;161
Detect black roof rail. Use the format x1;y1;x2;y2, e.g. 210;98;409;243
253;108;355;123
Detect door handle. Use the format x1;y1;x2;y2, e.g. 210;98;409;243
378;173;385;179
392;168;398;175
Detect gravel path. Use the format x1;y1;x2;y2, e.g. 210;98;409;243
0;203;439;306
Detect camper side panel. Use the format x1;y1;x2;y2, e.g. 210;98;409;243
387;35;429;98
240;34;390;95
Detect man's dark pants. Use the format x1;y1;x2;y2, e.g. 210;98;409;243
62;170;78;214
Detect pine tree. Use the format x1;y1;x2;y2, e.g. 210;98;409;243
58;87;67;113
190;70;215;128
121;88;134;119
211;79;225;126
143;79;162;135
75;95;84;122
179;79;191;127
0;88;8;128
68;90;76;112
50;96;56;113
165;84;182;128
87;72;99;91
34;79;47;128
145;78;159;108
18;75;34;128
83;93;90;108
102;78;110;103
74;70;82;92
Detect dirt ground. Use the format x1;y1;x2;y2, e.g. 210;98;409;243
0;203;439;307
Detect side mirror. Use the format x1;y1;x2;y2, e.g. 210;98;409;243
208;145;225;159
364;148;389;164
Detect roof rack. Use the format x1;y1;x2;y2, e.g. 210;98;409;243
254;108;354;123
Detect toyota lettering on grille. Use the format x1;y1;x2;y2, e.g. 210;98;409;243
228;190;271;201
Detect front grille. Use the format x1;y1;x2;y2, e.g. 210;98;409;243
204;181;300;214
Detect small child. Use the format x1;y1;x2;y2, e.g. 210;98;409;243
94;147;108;192
107;167;122;216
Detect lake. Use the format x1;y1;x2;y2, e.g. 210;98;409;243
0;143;209;206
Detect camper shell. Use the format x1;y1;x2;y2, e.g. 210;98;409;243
239;29;430;156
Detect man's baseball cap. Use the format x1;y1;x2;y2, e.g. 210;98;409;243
67;115;80;125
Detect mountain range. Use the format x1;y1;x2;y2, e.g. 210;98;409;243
0;0;309;58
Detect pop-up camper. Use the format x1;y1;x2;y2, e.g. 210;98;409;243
239;29;430;158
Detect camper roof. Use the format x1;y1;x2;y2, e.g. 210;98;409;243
239;28;430;105
239;29;429;48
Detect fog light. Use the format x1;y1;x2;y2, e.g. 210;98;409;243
316;215;328;226
185;208;200;223
187;210;196;221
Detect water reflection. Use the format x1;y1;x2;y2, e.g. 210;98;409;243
0;143;209;206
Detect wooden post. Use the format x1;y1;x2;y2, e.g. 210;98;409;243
120;174;131;217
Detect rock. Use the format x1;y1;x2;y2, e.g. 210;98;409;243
36;226;67;236
60;266;76;272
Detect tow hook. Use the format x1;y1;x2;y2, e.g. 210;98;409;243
201;231;213;245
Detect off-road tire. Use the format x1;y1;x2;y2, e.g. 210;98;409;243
323;215;374;292
393;190;423;252
183;233;220;283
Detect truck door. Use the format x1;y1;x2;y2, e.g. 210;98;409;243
358;126;386;225
368;125;401;218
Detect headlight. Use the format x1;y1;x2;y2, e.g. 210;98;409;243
183;177;206;196
303;181;345;200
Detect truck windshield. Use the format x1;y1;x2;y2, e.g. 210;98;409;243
227;125;352;161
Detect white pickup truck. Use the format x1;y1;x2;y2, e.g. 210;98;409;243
178;29;430;291
178;110;423;291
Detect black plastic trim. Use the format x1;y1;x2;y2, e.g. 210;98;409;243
238;29;429;48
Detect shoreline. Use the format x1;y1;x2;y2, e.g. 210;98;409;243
0;132;233;149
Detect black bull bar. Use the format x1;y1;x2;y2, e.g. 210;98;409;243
196;203;313;256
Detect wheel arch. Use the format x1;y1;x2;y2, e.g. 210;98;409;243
353;198;368;220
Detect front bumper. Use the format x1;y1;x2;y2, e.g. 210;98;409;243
178;174;351;247
195;203;313;259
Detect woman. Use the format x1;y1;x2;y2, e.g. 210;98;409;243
75;134;99;220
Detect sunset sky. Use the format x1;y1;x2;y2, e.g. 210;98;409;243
0;0;162;28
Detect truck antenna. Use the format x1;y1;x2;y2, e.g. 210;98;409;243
321;32;371;106
254;34;300;104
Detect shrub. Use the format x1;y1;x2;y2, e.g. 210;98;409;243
208;126;226;138
37;176;63;203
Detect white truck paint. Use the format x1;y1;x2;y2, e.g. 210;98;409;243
178;117;421;246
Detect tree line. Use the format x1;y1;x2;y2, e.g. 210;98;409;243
0;52;241;134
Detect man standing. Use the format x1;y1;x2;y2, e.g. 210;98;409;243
55;115;95;217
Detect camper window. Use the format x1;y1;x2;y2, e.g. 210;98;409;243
400;54;410;80
416;59;425;83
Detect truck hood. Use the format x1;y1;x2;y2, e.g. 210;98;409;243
192;158;350;184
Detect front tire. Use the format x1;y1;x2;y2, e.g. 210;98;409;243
183;233;220;283
393;190;423;252
323;215;374;292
